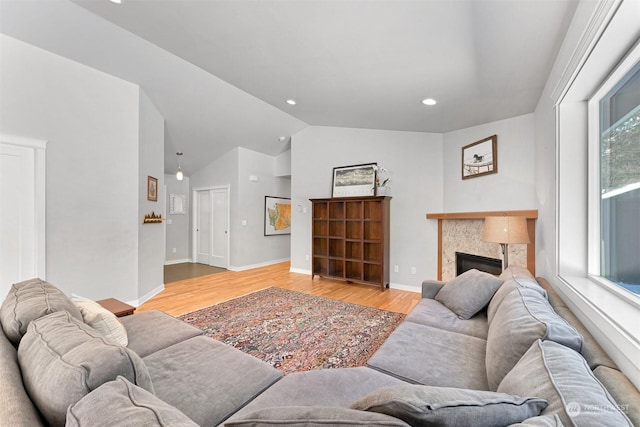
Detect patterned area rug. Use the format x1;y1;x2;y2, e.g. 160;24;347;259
178;287;405;375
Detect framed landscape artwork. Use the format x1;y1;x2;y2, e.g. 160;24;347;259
332;163;377;197
264;196;291;236
147;176;158;201
462;135;498;180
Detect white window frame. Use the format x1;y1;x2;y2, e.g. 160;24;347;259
587;41;640;305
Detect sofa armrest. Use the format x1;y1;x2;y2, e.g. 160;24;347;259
421;280;445;299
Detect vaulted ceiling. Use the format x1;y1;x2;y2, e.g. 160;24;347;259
0;0;578;175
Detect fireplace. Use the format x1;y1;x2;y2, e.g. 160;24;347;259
456;252;502;276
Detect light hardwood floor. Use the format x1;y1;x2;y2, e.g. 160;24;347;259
139;262;422;316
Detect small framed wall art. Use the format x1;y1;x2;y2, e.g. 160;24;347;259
462;135;497;180
332;163;377;197
147;176;158;201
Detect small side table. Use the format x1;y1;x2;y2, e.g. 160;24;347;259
96;298;136;317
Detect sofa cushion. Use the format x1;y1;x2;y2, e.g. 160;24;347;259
435;269;504;319
72;297;128;346
120;310;202;357
143;336;282;427
498;340;633;426
509;415;564;426
66;377;197;427
405;298;489;339
18;311;153;426
227;367;407;423
486;287;583;390
0;328;45;426
594;366;640;427
0;278;83;346
225;407;410;426
350;384;547;426
487;274;547;324
367;322;488;390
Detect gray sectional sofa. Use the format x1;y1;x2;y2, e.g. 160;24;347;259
1;268;639;426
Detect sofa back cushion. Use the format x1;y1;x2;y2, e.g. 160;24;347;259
486;287;583;390
18;311;153;426
0;278;83;346
488;270;547;324
498;340;633;426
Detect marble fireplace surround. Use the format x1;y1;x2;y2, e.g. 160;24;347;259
426;210;538;281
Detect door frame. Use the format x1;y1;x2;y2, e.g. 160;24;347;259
192;185;230;268
0;134;47;282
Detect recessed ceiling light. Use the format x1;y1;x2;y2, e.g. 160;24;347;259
422;98;437;106
286;99;297;105
109;0;123;4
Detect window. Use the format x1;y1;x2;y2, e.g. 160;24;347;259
593;56;640;295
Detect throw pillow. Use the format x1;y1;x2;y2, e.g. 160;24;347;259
67;376;197;427
72;297;128;346
350;384;547;426
225;407;410;426
0;278;83;346
435;269;504;319
485;287;583;390
498;340;633;426
18;311;153;426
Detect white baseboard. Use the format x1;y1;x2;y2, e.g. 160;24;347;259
126;283;165;307
388;282;421;293
164;258;192;266
290;267;311;275
229;258;290;272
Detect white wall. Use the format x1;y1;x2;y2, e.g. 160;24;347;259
234;148;291;269
165;174;191;263
0;35;142;302
137;91;165;302
291;126;443;290
443;114;537;212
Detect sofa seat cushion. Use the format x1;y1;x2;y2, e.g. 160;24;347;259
225;406;410;427
143;336;282;426
405;299;489;339
66;376;198;427
0;329;45;426
120;310;202;358
509;414;564;426
0;278;83;346
367;322;488;390
18;311;153;426
486;287;583;390
227;367;406;424
435;269;504;319
498;340;633;426
350;384;547;426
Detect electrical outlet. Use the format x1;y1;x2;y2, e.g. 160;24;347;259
411;267;417;275
305;254;310;261
172;248;176;253
393;265;399;273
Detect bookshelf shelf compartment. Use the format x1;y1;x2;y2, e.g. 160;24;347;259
311;196;390;290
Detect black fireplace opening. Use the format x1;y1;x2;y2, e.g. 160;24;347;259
456;252;502;276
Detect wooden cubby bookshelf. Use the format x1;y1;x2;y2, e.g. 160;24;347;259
311;196;390;290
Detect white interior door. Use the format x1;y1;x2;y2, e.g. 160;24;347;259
194;187;228;268
0;137;46;296
210;188;228;268
195;190;211;264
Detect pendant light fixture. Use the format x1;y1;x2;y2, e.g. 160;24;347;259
176;152;184;181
